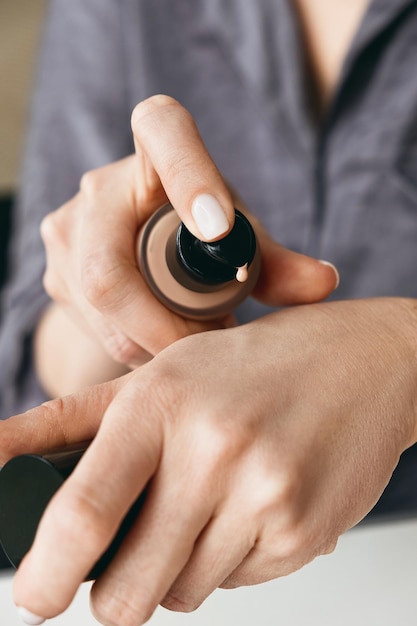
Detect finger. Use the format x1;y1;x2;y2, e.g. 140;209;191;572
80;243;234;357
0;375;128;466
40;193;146;366
64;299;153;369
253;224;339;305
219;524;335;590
219;539;310;589
160;503;256;613
41;192;157;364
88;398;251;624
77;158;234;357
89;470;214;625
12;368;163;620
131;95;235;242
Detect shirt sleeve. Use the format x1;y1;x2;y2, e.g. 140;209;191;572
0;0;134;419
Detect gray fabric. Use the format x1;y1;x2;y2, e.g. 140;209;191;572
1;0;417;514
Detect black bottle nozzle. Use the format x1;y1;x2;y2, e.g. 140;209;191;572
176;209;257;285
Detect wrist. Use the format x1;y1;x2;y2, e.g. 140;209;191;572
34;303;128;397
391;298;417;447
251;297;417;450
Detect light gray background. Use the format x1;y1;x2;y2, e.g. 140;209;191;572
1;518;416;625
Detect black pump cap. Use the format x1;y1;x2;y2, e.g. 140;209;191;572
176;208;257;284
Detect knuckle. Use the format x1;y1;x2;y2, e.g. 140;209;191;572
142;363;184;411
321;536;338;556
162;151;196;188
271;472;300;512
249;466;302;521
160;591;200;614
273;526;310;562
81;254;122;309
260;517;315;567
42;267;61;300
40;207;74;301
246;474;312;562
92;586;156;626
36;397;70;443
39;213;56;244
79;168;103;198
192;418;255;474
102;332;141;365
40;210;67;248
202;428;237;469
48;489;114;558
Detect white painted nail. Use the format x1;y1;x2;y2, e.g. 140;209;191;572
319;260;340;289
191;194;230;240
17;607;46;625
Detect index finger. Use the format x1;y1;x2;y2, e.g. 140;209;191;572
11;367;163;620
0;375;129;467
131;95;235;242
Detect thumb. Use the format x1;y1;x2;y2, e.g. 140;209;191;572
253;226;339;306
0;375;130;466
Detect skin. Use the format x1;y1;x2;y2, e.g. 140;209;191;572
3;298;417;626
5;2;415;625
34;96;338;397
293;0;370;112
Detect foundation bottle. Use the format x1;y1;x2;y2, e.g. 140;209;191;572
137;203;261;319
0;447;145;580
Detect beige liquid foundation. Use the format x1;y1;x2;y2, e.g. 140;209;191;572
137;203;261;320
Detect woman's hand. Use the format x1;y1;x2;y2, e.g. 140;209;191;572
3;297;417;626
36;95;338;393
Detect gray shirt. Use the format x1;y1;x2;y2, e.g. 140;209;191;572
1;0;417;516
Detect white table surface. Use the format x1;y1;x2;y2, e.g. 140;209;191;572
1;518;416;626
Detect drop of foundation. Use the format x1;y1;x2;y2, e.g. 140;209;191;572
236;263;249;283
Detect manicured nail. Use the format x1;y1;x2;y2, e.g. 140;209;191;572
191;194;230;240
16;607;46;625
319;260;340;289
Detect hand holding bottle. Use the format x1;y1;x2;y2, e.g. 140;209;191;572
35;95;338;397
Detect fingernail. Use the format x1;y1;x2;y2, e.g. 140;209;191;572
16;607;46;625
319;260;340;289
191;194;230;240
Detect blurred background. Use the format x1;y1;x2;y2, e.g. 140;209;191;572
0;0;47;289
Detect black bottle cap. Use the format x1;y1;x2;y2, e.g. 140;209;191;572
176;208;257;284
